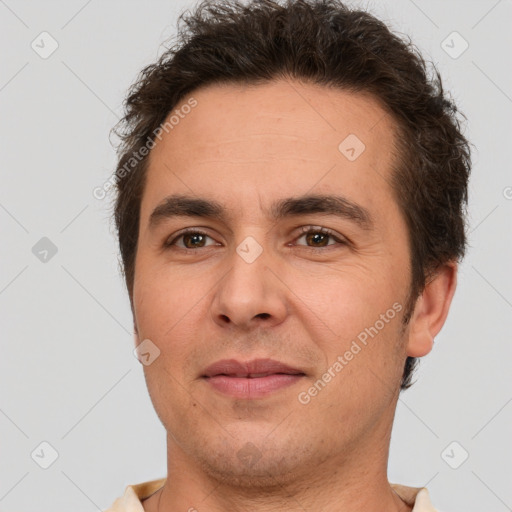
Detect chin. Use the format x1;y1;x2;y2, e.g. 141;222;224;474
187;432;319;489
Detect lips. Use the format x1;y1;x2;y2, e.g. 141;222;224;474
202;358;306;398
202;358;305;378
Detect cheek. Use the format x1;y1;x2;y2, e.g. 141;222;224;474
287;263;408;399
134;261;207;337
288;262;406;341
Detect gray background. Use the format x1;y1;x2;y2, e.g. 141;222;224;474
1;0;511;510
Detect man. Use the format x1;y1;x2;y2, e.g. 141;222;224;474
105;0;471;510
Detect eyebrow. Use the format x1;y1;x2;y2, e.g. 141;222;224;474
148;193;373;230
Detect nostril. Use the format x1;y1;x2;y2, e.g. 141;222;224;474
256;313;271;320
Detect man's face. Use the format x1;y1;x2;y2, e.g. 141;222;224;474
133;79;413;485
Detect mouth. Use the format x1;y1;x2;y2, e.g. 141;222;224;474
205;371;305;378
202;358;306;398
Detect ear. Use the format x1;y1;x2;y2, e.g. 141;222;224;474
406;262;458;358
134;320;140;348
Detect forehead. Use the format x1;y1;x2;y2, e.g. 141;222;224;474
142;79;399;221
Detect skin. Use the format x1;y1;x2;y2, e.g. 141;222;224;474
133;78;457;512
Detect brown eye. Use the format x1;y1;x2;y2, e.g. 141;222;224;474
295;227;344;248
164;230;218;250
182;233;207;248
304;231;330;247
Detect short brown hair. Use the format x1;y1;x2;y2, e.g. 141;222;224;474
110;0;471;390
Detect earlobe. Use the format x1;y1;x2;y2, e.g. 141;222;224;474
406;262;458;358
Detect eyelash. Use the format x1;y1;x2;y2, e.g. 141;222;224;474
293;226;347;250
163;226;347;252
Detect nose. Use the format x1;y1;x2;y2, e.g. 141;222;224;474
210;243;288;331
